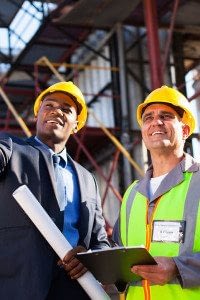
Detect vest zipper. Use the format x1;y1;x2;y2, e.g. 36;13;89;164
143;197;161;300
142;279;151;300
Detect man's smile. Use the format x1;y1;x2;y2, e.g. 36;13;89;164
151;131;166;136
46;118;64;127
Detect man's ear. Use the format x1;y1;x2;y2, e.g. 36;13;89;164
182;124;190;140
72;121;78;133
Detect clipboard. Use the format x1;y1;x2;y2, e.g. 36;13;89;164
76;246;156;286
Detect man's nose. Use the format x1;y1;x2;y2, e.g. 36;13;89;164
152;116;163;125
51;106;63;115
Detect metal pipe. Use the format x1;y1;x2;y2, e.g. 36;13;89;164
101;150;120;206
143;0;163;88
162;0;180;74
36;57;119;71
116;23;134;187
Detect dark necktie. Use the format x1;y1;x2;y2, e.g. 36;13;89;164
52;154;66;211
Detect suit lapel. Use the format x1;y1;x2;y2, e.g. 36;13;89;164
26;137;58;197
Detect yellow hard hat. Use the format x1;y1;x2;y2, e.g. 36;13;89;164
137;85;196;135
34;81;87;131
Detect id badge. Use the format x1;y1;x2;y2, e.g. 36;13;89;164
152;220;186;243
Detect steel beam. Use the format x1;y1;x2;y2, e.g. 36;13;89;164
143;0;163;88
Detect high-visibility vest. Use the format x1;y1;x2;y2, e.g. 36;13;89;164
120;171;200;300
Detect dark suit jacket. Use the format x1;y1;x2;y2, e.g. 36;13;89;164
0;133;109;300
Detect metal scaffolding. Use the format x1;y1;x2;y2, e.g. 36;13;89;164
1;0;200;233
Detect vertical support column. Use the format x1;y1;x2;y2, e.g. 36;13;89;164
8;28;12;61
116;23;132;189
162;0;180;74
109;32;122;127
172;33;186;94
143;0;163;89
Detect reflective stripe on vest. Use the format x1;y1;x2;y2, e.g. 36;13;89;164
120;171;200;300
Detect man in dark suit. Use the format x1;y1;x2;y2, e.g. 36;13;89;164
0;81;109;300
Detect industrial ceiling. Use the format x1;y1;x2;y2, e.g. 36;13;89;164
0;0;200;161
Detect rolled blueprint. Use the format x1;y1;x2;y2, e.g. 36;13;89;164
13;185;110;300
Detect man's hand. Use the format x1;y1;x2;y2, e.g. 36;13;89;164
58;246;87;280
131;257;178;285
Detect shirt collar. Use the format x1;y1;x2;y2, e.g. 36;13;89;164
137;153;200;201
58;148;68;165
180;152;199;172
146;152;199;174
34;136;68;165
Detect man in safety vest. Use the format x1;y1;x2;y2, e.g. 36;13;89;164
112;85;200;300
